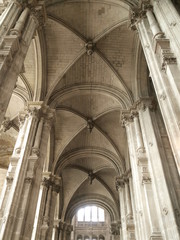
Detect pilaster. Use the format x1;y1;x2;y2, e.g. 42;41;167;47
130;0;180;178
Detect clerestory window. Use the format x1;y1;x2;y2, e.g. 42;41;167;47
77;206;105;222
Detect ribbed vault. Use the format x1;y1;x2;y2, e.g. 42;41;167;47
44;0;147;222
1;0;148;225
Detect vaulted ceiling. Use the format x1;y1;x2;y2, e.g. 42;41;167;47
1;0;149;223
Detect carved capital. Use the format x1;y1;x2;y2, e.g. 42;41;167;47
121;111;133;127
116;176;125;190
51;175;62;193
41;105;56;128
18;111;28;128
130;110;139;119
130;1;152;30
41;177;51;188
111;222;121;236
16;0;47;27
136;98;156;112
124;169;132;181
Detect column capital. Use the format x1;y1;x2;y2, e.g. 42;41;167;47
111;221;121;236
25;102;55;124
135;97;156;112
41;172;62;192
121;111;133;127
130;1;152;30
121;97;156;127
124;169;132;181
15;0;47;26
115;176;125;190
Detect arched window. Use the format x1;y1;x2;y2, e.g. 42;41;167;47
99;235;105;240
77;206;105;222
77;235;82;240
84;236;90;240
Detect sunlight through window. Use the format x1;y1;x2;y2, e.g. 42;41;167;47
77;206;105;222
77;208;84;222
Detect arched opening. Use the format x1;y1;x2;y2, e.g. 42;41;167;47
71;205;111;240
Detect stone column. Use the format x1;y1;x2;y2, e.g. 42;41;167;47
145;4;163;39
131;109;163;240
0;111;27;217
124;172;135;240
47;176;61;240
52;220;60;240
111;222;121;240
136;98;180;240
0;102;55;240
121;113;147;240
62;223;72;240
0;0;22;41
116;177;126;240
131;2;180;175
31;173;52;240
0;0;46;125
58;222;64;240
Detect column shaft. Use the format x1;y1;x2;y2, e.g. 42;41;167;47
138;104;180;239
136;13;180;175
0;1;46;126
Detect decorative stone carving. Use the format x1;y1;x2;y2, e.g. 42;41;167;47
85;41;95;55
41;177;51;188
87;118;94;133
111;222;121;235
130;0;152;29
41;174;61;193
115;176;125;190
18;111;27;128
136;98;156;112
88;170;95;184
121;111;133;127
24;177;33;184
31;147;40;156
141;166;151;184
16;0;47;27
6;176;13;184
0;117;12;132
162;207;168;216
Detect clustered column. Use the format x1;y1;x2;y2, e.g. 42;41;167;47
0;102;55;240
131;1;180;175
116;172;135;240
0;0;46;125
121;98;180;240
